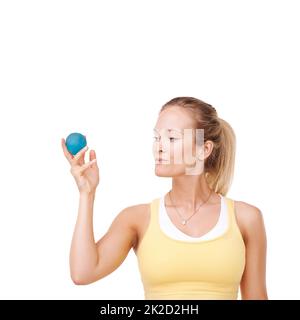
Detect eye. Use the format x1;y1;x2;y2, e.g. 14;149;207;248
152;136;178;142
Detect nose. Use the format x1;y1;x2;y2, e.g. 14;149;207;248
153;136;164;157
155;138;171;159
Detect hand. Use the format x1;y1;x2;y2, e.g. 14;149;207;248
61;138;100;195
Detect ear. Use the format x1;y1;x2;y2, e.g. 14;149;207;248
204;140;214;160
197;140;214;161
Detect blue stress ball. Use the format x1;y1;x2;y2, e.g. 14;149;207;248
65;132;87;155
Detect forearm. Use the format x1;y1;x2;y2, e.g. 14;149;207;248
69;192;98;283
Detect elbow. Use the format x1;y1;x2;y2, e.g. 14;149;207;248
71;275;85;285
70;273;91;285
69;263;101;285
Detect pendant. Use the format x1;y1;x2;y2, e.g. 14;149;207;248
181;220;187;225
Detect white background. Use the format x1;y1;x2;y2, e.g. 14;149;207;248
0;0;299;299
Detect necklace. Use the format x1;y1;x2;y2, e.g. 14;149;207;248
168;189;213;226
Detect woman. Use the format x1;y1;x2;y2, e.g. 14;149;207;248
61;96;268;300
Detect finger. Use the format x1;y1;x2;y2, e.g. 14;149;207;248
89;149;96;161
71;146;89;165
61;138;73;163
89;150;98;168
78;159;97;174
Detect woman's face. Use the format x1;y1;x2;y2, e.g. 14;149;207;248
153;106;208;177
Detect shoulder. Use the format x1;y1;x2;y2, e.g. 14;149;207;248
234;199;264;225
117;203;150;225
232;199;266;244
125;202;151;216
119;202;151;249
118;202;151;231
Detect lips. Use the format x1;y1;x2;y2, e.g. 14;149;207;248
155;158;169;163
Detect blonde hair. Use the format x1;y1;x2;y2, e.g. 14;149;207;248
160;96;236;196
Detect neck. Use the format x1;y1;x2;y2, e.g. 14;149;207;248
168;173;219;210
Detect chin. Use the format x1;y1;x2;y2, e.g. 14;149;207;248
154;165;185;177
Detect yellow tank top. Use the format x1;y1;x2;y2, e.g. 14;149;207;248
136;196;246;300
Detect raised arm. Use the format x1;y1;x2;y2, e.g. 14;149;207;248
61;137;139;285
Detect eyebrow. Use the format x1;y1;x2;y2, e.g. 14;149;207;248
153;128;184;133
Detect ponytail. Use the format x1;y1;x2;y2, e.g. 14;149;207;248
205;117;236;196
